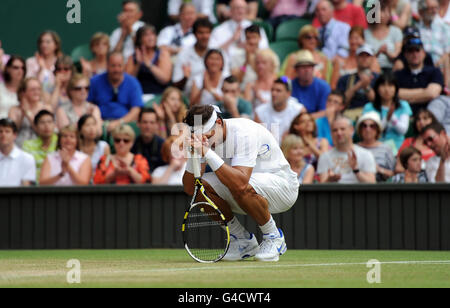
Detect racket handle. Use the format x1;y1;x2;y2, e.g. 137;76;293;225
192;157;201;179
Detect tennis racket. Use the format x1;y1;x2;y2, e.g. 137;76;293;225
182;151;230;264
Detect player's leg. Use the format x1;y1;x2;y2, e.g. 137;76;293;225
201;173;260;261
231;173;299;262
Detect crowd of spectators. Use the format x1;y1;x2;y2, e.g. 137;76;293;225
1;0;449;188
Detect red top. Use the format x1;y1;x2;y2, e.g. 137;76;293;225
398;138;436;161
94;154;151;185
313;4;368;29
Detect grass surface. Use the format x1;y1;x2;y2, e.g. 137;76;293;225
0;250;449;288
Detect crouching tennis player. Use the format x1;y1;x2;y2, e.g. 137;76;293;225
181;105;299;262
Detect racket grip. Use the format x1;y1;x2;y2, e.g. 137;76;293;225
192;157;201;179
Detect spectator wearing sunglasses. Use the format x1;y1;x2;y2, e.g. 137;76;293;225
94;124;151;185
56;74;102;135
49;56;75;111
421;122;450;182
0;56;26;119
356;112;396;182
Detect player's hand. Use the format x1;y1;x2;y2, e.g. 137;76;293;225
191;134;210;157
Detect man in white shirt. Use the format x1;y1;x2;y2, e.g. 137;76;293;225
157;3;197;56
254;77;305;143
182;105;299;262
209;0;269;60
172;18;214;94
422;122;450;182
110;0;145;61
317;115;377;184
168;0;217;24
0;118;36;187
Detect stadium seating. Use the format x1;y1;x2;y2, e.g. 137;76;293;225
70;44;93;63
269;40;299;64
275;18;311;41
253;20;274;42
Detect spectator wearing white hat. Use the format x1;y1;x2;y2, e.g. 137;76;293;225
356;112;396;182
336;44;378;118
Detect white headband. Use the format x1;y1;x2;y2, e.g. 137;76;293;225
191;105;221;134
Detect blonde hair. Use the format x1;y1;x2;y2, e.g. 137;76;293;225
160;136;183;163
58;124;79;150
281;134;305;158
161;87;187;123
90;32;110;53
256;48;280;74
298;25;319;48
67;73;90;99
111;124;136;142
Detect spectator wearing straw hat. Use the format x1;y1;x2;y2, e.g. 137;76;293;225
291;50;331;119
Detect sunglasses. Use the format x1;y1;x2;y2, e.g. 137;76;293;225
114;138;131;144
56;67;72;72
361;123;378;129
424;134;438;145
72;86;90;92
11;65;25;70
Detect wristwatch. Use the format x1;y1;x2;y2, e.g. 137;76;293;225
353;169;360;174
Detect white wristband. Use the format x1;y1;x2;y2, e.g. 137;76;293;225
185;158;194;174
205;150;225;172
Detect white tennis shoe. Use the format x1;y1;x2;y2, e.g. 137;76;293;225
222;233;259;261
255;229;287;262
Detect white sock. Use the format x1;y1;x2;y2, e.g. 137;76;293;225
259;216;279;236
228;217;250;239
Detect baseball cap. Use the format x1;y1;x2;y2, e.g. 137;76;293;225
403;26;420;39
404;38;424;49
356;44;374;56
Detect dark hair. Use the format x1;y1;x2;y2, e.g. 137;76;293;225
399;146;422;170
413;109;438;136
274;77;292;92
204;49;224;71
138;107;157;122
34;110;54;126
107;51;125;63
122;0;141;11
421;122;446;136
193;18;213;34
224;75;239;84
77;114;100;143
245;24;261;36
289;113;318;138
135;24;157;49
328;89;345;105
184;105;216;127
37;31;62;57
3;56;26;83
54;55;75;75
0;118;18;133
373;73;400;113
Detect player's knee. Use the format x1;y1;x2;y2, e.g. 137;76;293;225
230;184;256;202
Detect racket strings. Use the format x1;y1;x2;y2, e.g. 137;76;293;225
184;203;229;263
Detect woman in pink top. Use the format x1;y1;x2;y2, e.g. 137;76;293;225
40;125;91;186
264;0;308;30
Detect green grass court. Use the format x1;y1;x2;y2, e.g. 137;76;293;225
1;250;449;288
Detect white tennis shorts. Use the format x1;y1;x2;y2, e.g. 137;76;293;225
202;171;300;215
